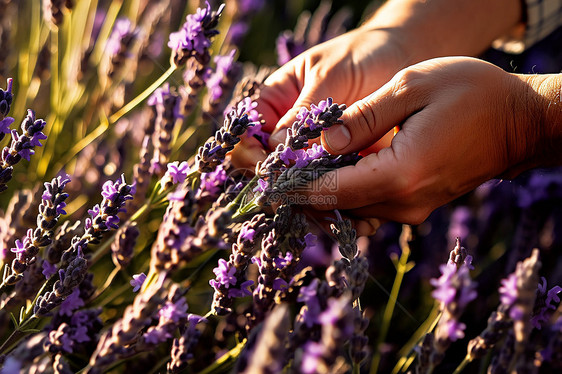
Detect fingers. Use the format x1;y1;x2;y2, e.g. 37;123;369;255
229;135;267;172
301;147;407;211
322;69;428;155
268;84;331;148
302;208;382;237
256;63;302;133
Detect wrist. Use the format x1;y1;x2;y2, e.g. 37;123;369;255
521;74;562;167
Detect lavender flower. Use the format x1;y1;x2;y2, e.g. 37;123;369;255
0;78;13;142
275;1;351;65
130;272;146;292
168;1;224;67
111;223;139;269
531;277;561;329
0;110;47;193
195;97;258;173
148;84;181;176
167;314;208;372
1;175;70;287
100;17;140;85
83;174;134;244
161;161;190;188
425;242;477;370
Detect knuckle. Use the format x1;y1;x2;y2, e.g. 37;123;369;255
354;100;378;135
391;67;423;96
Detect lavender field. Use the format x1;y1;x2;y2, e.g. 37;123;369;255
0;1;561;373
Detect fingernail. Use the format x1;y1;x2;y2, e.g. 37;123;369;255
269;128;288;146
324;125;351;152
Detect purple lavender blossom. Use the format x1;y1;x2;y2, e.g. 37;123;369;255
42;259;58;278
105;18;134;56
131;272;147;292
0;357;21;374
301;341;324;374
0;78;13;122
165;161;190;185
168;1;224;67
84;174;133;243
59;288;85;316
531;277;562;329
211;259;237;288
206;50;236;102
198;165;229;198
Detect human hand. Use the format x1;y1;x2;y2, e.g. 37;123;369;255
304;56;548;225
230;27;407;170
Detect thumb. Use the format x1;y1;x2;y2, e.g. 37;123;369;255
321;74;427;155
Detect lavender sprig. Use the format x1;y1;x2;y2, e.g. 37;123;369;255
195;98;258;173
1;175;70;289
168;1;225;68
0;110;47;193
0;78;14;142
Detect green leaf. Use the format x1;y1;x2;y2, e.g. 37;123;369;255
10;312;19;328
20;328;41;333
19;306;25;324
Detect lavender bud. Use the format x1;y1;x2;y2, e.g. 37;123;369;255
111;223;139;269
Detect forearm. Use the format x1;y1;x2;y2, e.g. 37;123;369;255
361;0;523;64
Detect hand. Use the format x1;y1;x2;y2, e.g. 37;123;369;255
304;56;544;225
230;27;408;170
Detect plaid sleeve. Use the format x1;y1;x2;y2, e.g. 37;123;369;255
493;0;562;53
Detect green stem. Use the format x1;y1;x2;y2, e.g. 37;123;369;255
370;225;412;374
0;316;37;355
452;356;471;374
199;339;247;374
108;65;176;124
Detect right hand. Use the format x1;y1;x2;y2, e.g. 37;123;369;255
230;26;410;170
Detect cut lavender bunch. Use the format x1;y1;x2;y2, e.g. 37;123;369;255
195;97;259;173
168;1;225;68
1;175;70;289
254;98;348;206
0;110;47;193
